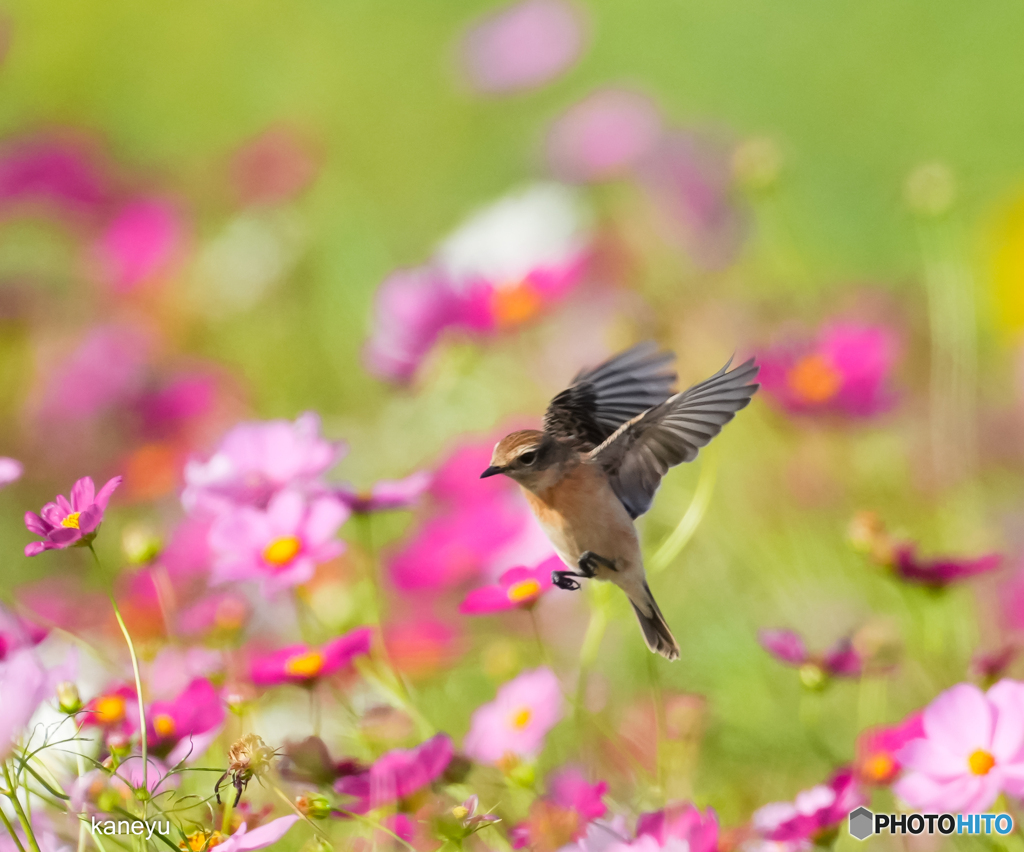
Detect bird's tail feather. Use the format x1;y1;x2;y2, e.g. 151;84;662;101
629;581;680;661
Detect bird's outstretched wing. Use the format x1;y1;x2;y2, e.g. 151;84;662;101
543;342;677;451
590;357;760;518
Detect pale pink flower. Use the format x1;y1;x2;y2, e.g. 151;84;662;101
183;412;343;511
895;681;1024;812
93;198;182;292
0;457;22;487
0;649;52;760
460;0;587;95
753;769;864;844
216;817;300;852
209;489;348;595
635;803;718;852
334;469;432;514
463;667;563;764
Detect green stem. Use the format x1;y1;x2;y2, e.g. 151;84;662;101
92;546;150;813
649;449;718;575
0;804;27;852
2;763;41;852
220;792;234;836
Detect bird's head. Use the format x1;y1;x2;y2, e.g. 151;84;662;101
480;430;554;489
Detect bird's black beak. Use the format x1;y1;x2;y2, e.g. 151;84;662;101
480;466;504;479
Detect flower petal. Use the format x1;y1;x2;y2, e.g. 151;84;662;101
77;506;103;535
922;682;993;758
71;477;95;511
987;679;1024;763
94;476;123;510
233;815;300;851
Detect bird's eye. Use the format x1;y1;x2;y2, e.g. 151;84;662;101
519;451;537;466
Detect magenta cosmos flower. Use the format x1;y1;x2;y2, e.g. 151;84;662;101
760;322;899;418
93;198;182;293
464;667;563;765
635;803;718;852
183;412;343;511
753;769;865;844
460;555;561;614
892;545;1001;588
758;629;862;687
24;475;122;556
511;767;608;849
81;685;136;732
250;628;372;687
334;469;432;514
0;457;22;488
460;0;587;96
146;678;225;765
209;489;348;595
546;88;663;184
334;733;453;814
895;681;1024;812
855;711;924;785
0;134;107;217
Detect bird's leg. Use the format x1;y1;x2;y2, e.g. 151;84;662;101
552;571;585;591
579;550;616;574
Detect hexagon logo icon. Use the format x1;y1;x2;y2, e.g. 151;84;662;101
849;807;874;841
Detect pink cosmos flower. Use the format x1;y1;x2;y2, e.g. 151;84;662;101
183;412;343;511
24;475;122;556
250;628;373;687
892;545;1002;588
855;712;924;785
758;629;862;686
334;470;432;514
463;667;563;764
0;649;53;760
635;803;718;852
510;766;608;849
460;555;560;614
209;489;348;595
81;685;137;732
93;199;182;293
753;769;865;844
460;0;587;95
135;372;219;441
0;457;22;487
895;681;1024;812
210;816;300;852
146;678;225;765
546;89;663;183
334;733;453;814
760;322;899;418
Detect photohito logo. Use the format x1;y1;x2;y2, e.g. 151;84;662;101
848;806;1015;840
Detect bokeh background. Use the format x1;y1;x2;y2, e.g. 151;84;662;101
3;0;1024;848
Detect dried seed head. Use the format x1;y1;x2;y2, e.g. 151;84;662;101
228;733;275;776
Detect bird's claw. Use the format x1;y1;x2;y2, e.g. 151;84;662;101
552;571;581;591
579;550;615;575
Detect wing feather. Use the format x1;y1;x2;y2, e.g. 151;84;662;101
591;357;760;518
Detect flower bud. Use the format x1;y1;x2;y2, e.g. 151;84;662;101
56;681;82;714
106;731;132;759
295;793;332;819
798;662;827;691
122;524;163;565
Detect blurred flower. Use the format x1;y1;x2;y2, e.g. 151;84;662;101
232;126;318;206
334;733;453;814
638;132;747;270
209;489;348;596
0;648;55;760
383;618;463;678
334;469;432;514
972;645;1019;686
0;135;107;216
463;666;563;764
752;769;864;845
758;629;862;687
183;412;342;512
550;768;607;821
460;0;586;95
891;544;1002;588
0;605;46;659
280;736;365;787
35;324;152;421
511;767;607;850
760;322;899;417
180;816;300;852
177;591;251;638
147;677;226;764
449;795;501;835
81;685;136;731
24;474;122;556
635;802;718;852
250;628;372;687
366;183;592;383
0;456;22;487
545;89;663;183
895;681;1024;812
93;198;182;293
460;554;560;614
855;712;924;785
135;372;219;441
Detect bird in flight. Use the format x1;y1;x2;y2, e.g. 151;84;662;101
480;342;759;660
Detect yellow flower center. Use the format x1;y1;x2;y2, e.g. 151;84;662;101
153;713;176;738
969;749;996;776
511;707;532;729
61;512;81;529
179;831;223;851
284;650;324;679
863;752;895;783
787;354;842;404
507;578;542;604
94;695;126;725
452;806;469;820
492;281;543;328
263;535;301;567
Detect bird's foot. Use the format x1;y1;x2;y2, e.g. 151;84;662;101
552;571;583;591
579;550;616;575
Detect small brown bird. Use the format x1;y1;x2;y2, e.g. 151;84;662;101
481;342;759;660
